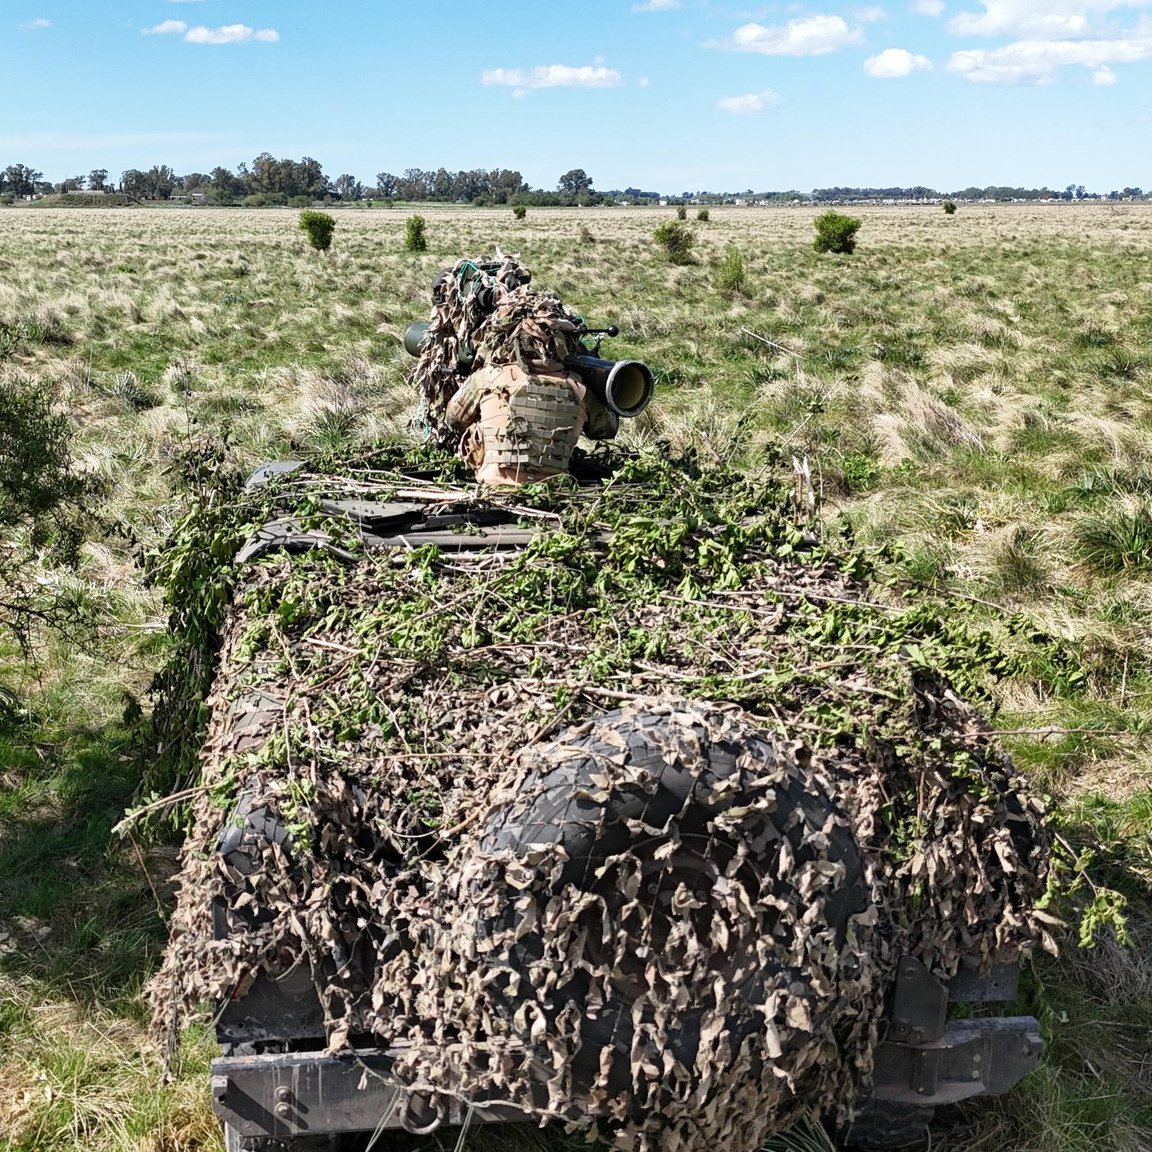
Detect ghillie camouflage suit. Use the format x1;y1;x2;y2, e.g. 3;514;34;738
410;255;618;482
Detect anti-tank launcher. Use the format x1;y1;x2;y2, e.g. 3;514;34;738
565;326;654;420
404;258;654;432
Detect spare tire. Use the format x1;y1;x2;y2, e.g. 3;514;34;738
474;702;874;1116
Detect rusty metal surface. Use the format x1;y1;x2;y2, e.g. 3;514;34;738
245;461;306;489
216;968;327;1049
234;506;536;566
233;519;374;566
366;526;540;550
316;499;426;528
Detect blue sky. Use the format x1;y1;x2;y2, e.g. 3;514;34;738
2;0;1149;192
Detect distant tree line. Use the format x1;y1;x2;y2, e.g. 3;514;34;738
809;184;1147;202
0;157;1147;206
374;168;529;204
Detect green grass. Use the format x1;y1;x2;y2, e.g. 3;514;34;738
1075;504;1152;574
0;717;167;1008
0;202;1150;1150
0;705;212;1152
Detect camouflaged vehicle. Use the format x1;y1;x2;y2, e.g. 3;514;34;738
152;271;1053;1152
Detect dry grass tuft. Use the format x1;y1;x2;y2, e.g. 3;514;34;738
864;370;983;465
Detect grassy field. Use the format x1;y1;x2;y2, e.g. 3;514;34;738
0;202;1149;1151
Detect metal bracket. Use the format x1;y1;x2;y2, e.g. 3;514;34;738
889;955;947;1045
873;957;1042;1106
211;1049;537;1138
873;1016;1043;1105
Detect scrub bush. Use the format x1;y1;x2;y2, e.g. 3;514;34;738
813;211;861;254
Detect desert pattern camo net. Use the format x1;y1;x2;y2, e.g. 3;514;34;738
151;468;1053;1151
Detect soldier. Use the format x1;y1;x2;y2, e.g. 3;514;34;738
445;359;618;486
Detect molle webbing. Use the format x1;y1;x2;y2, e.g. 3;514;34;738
488;377;579;472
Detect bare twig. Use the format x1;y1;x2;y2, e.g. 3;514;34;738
712;588;904;613
127;831;168;920
740;326;802;360
113;785;211;834
431;696;582;843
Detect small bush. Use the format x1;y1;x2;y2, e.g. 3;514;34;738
512;204;527;220
1097;347;1146;381
715;245;746;295
298;209;336;252
578;225;596;246
838;453;880;494
812;210;862;254
405;214;428;253
992;525;1049;593
288;194;313;209
943;200;957;215
653;220;695;264
676;204;687;221
106;370;159;412
0;375;104;650
697;208;710;222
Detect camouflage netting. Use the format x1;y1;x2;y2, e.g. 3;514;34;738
150;457;1054;1151
409;253;586;447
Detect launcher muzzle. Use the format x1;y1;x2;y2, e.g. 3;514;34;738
564;355;654;419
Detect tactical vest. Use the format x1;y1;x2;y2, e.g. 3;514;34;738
484;374;581;474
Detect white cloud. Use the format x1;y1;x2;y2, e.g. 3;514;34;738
865;45;935;72
717;89;782;112
633;0;681;9
947;35;1152;80
913;0;946;13
145;19;277;42
858;5;889;19
186;23;281;43
720;15;863;55
1092;61;1119;77
19;17;51;29
946;0;1152;39
184;23;279;44
481;64;624;96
